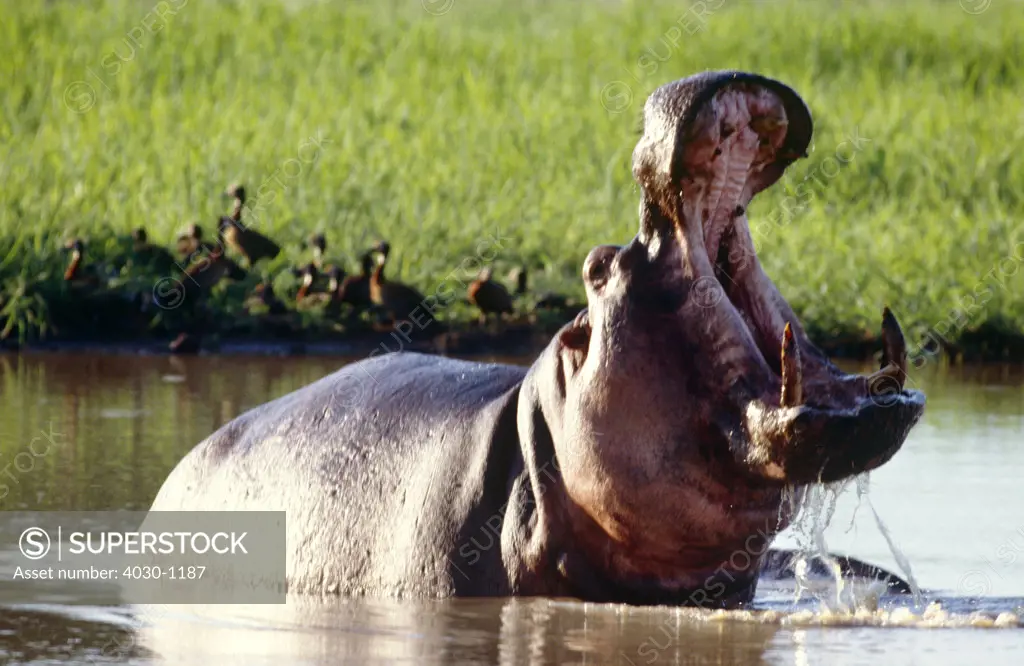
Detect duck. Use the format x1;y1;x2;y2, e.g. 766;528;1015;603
245;282;288;317
295;262;319;303
176;223;214;259
321;266;345;310
60;239;152;335
369;241;426;322
467;267;514;319
510;266;572;311
130;227;176;273
308;232;327;269
220;184;281;266
218;216;281;267
224;183;247;222
246;282;298;337
181;245;247;301
338;249;376;309
536;292;571;311
299;232;346;290
509;266;529;298
63;239;101;287
298;266;346;315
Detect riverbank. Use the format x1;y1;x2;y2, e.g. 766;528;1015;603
4;321;1024;363
3;0;1022;355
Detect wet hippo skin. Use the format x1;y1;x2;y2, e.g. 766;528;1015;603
151;71;925;606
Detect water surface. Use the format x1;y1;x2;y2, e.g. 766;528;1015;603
0;353;1022;664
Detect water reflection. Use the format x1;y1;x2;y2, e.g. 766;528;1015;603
2;353;1021;514
0;353;358;511
1;352;1022;664
134;598;782;665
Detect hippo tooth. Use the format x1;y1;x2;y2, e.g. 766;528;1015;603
880;306;908;387
780;322;802;407
866;363;904;389
573;309;590;332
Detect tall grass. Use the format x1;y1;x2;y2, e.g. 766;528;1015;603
2;0;1022;353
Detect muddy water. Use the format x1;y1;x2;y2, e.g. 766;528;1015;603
0;352;1022;665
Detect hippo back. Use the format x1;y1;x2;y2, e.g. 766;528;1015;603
151;352;526;597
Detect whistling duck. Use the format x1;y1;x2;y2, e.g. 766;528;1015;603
509;267;528;297
321;266;345;312
298;233;346;289
536;292;571;311
511;266;571;311
308;232;327;269
468;267;514;319
298;266;345;315
303;263;345;299
248;282;297;337
63;239;101;287
130;227;176;273
224;183;246;222
181;245;246;300
219;217;281;267
369;241;426;321
245;282;288;317
323;266;344;294
295;262;319;303
338;250;376;308
176;223;214;259
58;239;151;335
220;184;281;266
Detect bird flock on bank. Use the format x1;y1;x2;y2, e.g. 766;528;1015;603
54;183;578;352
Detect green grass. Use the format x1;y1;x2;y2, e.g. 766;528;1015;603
2;0;1023;357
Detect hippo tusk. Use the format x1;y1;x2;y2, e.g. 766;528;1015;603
780;322;802;407
867;362;903;383
880;306;907;383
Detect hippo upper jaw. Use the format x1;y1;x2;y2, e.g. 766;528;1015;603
628;71;925;486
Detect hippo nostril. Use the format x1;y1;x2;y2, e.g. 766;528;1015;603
583;246;619;288
586;260;608;284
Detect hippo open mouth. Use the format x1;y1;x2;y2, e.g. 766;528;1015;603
628;72;926;486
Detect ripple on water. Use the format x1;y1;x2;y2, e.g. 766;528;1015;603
600;599;1022;630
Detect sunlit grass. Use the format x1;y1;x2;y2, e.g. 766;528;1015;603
1;0;1022;354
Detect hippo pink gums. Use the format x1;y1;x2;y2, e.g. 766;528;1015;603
151;71;925;607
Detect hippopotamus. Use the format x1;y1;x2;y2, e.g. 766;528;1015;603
151;70;925;607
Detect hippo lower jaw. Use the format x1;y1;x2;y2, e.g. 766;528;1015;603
633;75;926;486
740;390;927;484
